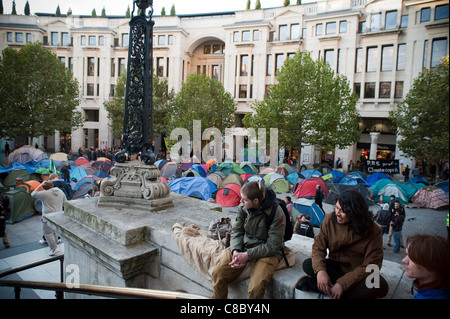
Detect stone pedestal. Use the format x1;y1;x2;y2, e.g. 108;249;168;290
98;161;173;212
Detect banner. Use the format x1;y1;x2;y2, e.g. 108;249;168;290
365;159;400;174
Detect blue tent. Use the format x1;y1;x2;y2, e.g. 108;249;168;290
168;177;218;201
292;200;325;227
435;181;449;195
300;169;322;179
406;176;429;186
365;172;392;187
339;175;368;187
189;164;207;177
321;170;345;183
286;172;299;185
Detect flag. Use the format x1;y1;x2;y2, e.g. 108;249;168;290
49;159;56;173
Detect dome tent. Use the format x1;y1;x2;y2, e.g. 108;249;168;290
168;177;218;201
216;183;242;207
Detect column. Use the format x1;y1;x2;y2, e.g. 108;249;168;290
369;132;380;160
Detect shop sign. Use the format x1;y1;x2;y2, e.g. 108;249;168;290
365;159;400;174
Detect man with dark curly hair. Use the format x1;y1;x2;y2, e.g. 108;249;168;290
296;190;389;299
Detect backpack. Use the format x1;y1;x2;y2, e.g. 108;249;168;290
266;198;293;242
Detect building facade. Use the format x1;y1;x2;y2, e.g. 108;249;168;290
1;0;448;171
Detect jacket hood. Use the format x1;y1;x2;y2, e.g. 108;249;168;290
48;188;61;197
245;187;276;216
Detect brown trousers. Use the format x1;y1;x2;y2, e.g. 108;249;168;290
211;248;279;299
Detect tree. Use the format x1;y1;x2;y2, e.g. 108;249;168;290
104;71;175;140
0;43;83;142
1;0;4;14
243;50;360;171
297;0;302;5
24;1;30;15
389;57;449;179
255;0;261;10
55;5;61;17
170;5;176;16
161;7;166;16
67;7;72;17
91;8;97;18
284;0;290;7
246;0;251;10
168;73;236;137
125;5;130;18
101;7;106;18
11;0;17;14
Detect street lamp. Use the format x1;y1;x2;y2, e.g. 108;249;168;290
115;0;155;165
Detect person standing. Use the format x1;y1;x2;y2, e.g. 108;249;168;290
284;196;293;222
211;181;285;299
314;184;324;212
391;208;405;253
61;163;71;184
296;190;388;299
387;200;405;248
402;234;449;299
0;190;11;248
31;181;67;256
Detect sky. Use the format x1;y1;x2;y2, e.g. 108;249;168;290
2;0;314;16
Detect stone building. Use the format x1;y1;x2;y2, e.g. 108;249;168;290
1;0;448;172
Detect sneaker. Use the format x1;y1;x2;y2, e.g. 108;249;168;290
39;239;47;245
295;275;320;293
48;248;60;256
386;243;392;247
57;237;62;244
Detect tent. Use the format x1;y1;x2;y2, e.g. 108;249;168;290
321;170;345;184
216;183;242;207
8;145;48;164
3;169;31;187
339;175;368;187
74;157;89;166
160;162;178;180
180;157;200;171
15;180;40;193
216;161;245;176
168;177;218;201
348;170;367;180
286;172;299;185
435;181;449;195
406;176;429;186
240;173;253;183
50;152;68;161
189;164;207;177
244;174;264;185
155;159;169;170
411;185;449;210
364;172;393;187
275;165;290;177
293;177;328;199
370;179;419;204
4;189;36;223
263;172;289;193
72;182;94;199
91;160;114;174
240;162;259;174
299;169;322;179
258;167;275;176
324;183;373;206
206;159;217;173
219;173;243;189
207;172;225;188
292;198;325;227
73;175;102;191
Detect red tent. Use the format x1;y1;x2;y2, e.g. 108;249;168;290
293;177;328;198
216;183;242;207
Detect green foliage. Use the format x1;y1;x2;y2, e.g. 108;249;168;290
55;5;61;16
389;57;449;166
246;0;251;10
0;42;82;140
125;5;130;18
24;1;30;15
161;7;166;16
67;7;72;17
170;5;176;16
244;51;360;168
284;0;290;7
101;7;106;18
91;8;97;17
168;73;237;136
255;0;261;10
11;0;16;14
104;72;175;140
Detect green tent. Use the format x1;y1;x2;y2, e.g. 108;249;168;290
3;169;31;187
5;189;36;223
263;172;290;193
216;161;245;176
219;173;243;189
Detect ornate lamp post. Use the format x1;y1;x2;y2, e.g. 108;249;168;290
115;0;155;165
98;0;173;211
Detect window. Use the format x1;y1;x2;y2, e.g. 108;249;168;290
87;57;95;76
253;30;260;41
99;36;104;46
435;4;449;20
81;35;87;45
366;47;378;72
326;22;336;34
400;15;408;28
370;13;381;31
62;32;69;46
242;30;251;42
89;35;96;46
59;57;66;65
379;82;391;98
355;48;363;73
339;20;347;33
353;83;361;98
7;32;12;42
110;84;115;97
420;7;431;22
233;31;239;42
15;32;23;43
240;55;249;76
397;44;406;70
423;40;428;68
85;109;99;121
324;49;335;71
204;45;211;54
168;35;174;45
213;45;221;54
51;32;58;45
157;57;164;77
394;81;403;98
118;58;126;76
291;24;300;40
302;28;307;39
239;85;247;98
69;57;73;71
266;54;273;76
385;11;397;30
212;65;219;80
316;23;323;36
111;59;115;77
431;38;447;68
123;33;129;46
279;25;288;41
158;35;165;45
381;45;394;71
359;21;366;33
26;33;32;43
275;53;285;74
364;82;376;98
86;84;94;96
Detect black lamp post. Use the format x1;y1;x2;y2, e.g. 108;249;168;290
115;0;155;165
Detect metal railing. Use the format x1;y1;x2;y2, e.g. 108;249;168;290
0;254;208;299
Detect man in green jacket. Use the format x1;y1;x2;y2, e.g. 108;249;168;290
211;181;285;299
